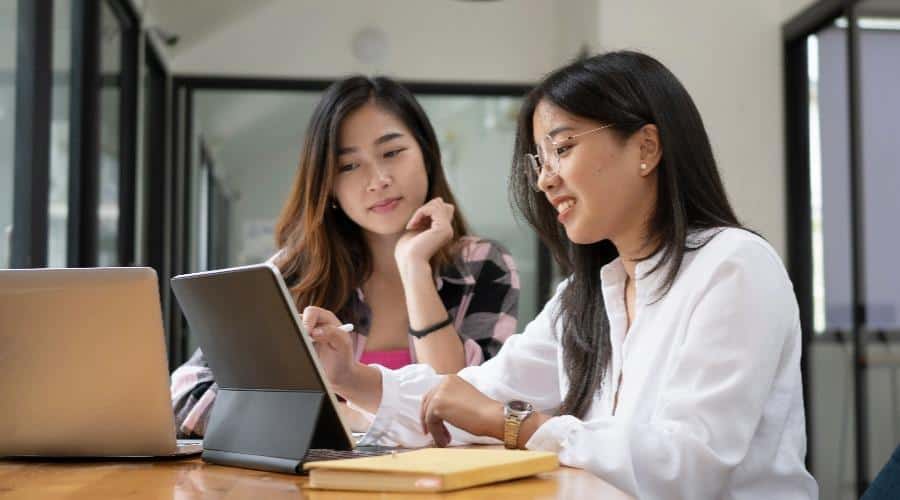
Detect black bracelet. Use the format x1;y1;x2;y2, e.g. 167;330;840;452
408;315;453;339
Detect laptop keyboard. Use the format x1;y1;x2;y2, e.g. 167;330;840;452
302;446;399;462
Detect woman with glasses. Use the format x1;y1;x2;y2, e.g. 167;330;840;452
302;51;817;498
170;76;520;436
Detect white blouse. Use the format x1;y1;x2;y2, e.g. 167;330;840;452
355;228;818;499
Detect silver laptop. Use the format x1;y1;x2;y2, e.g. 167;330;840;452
0;267;201;458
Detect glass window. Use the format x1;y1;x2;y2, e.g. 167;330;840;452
188;89;321;354
808;23;854;334
0;0;17;269
97;0;121;266
140;44;167;275
48;0;71;267
417;95;538;324
857;12;900;331
810;13;900;334
191;89;322;271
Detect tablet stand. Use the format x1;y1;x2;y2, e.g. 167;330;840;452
200;388;350;473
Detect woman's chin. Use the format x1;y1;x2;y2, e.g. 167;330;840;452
564;224;607;246
569;235;596;245
361;220;409;238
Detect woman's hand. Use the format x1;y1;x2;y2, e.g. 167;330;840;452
394;197;455;276
302;306;384;414
420;375;504;447
301;306;356;391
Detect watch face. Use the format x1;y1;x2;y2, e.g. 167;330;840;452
508;400;532;412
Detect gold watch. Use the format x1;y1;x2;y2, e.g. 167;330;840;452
503;400;534;449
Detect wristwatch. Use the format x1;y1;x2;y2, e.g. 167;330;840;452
503;400;534;449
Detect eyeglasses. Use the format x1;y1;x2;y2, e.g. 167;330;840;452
522;124;614;191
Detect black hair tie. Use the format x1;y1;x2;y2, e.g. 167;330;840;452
408;315;453;339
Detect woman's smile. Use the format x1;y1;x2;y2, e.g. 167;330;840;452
369;197;403;214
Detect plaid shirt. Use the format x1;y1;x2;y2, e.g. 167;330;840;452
170;236;520;437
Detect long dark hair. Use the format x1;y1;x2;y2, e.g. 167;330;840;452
274;76;470;325
510;51;744;418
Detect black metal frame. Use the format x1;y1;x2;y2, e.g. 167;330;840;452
11;0;140;270
143;36;175;365
782;0;882;495
198;138;232;272
67;0;101;266
67;0;140;267
166;84;191;365
108;0;140;266
11;0;53;268
198;139;214;269
783;23;813;471
845;4;869;494
166;76;550;362
172;76;535;96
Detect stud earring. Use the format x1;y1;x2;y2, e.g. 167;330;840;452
640;163;647;171
331;201;338;209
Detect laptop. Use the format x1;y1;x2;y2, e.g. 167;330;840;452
0;267;202;458
170;263;394;474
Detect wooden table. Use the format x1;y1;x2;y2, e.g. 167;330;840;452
0;455;632;499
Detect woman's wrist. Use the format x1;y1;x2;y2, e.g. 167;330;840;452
397;258;432;282
333;360;367;395
480;400;506;440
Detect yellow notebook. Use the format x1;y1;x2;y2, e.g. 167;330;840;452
303;448;559;493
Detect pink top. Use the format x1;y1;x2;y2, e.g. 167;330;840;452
358;348;414;370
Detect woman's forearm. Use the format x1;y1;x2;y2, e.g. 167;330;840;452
332;362;383;414
400;260;466;373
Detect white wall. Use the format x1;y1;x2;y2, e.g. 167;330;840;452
593;0;816;259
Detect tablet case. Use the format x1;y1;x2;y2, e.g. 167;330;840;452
171;264;354;473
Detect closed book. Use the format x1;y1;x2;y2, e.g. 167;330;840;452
303;448;559;492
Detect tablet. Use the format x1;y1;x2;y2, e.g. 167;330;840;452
171;263;357;473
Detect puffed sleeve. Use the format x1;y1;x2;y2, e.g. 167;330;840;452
358;280;565;447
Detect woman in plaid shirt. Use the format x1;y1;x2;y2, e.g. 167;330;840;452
170;76;519;437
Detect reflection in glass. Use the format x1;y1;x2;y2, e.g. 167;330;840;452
0;0;17;268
